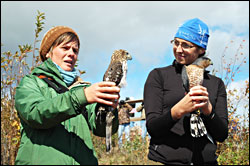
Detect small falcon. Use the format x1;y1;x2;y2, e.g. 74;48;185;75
98;49;132;153
181;56;213;93
181;56;213;138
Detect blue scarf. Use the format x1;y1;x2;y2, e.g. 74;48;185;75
54;62;78;86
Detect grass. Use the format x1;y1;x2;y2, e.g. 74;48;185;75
92;125;249;165
92;127;162;165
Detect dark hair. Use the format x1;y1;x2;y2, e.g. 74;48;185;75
199;51;206;57
196;46;206;57
49;32;80;54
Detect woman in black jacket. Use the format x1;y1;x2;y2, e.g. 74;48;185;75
144;18;228;165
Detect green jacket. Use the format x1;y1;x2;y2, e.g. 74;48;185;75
14;58;118;165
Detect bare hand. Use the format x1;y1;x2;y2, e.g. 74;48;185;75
84;82;120;106
171;85;212;120
189;85;212;115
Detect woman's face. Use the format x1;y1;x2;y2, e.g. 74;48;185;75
173;38;204;65
47;40;79;71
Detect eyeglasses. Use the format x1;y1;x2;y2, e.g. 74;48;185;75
170;39;195;50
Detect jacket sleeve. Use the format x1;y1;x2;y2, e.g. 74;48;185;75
144;69;177;137
15;75;88;129
202;78;228;142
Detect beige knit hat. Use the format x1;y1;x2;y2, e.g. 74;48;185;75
39;26;79;62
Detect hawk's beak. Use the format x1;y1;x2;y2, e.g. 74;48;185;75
127;54;132;60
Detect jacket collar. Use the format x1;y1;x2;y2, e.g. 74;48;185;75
172;60;183;73
31;58;66;86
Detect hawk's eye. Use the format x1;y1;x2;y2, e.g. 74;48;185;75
126;52;129;55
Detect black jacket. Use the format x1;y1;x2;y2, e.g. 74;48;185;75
144;60;228;165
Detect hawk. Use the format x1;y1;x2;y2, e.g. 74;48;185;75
98;49;132;153
181;56;213;138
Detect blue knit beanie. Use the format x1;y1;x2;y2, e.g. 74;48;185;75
174;18;209;50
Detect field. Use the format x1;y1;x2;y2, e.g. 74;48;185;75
92;124;249;165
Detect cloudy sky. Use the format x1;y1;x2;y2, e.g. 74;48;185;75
1;1;249;116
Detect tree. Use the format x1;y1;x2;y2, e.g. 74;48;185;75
215;40;249;165
1;10;45;165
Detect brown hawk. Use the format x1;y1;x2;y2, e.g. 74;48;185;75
181;56;213;138
98;49;132;153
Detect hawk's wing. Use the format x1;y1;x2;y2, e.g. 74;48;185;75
101;49;131;153
102;61;123;153
103;61;123;86
181;56;213;93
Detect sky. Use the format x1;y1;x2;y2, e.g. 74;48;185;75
1;1;249;117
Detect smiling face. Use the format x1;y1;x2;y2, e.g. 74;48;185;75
45;32;79;71
173;38;205;65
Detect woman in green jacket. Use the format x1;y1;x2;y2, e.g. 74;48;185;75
14;26;120;165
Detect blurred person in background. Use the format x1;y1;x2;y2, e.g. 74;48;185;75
136;102;150;140
117;97;133;147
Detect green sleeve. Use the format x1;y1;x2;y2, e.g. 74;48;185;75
15;75;88;129
15;74;119;135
